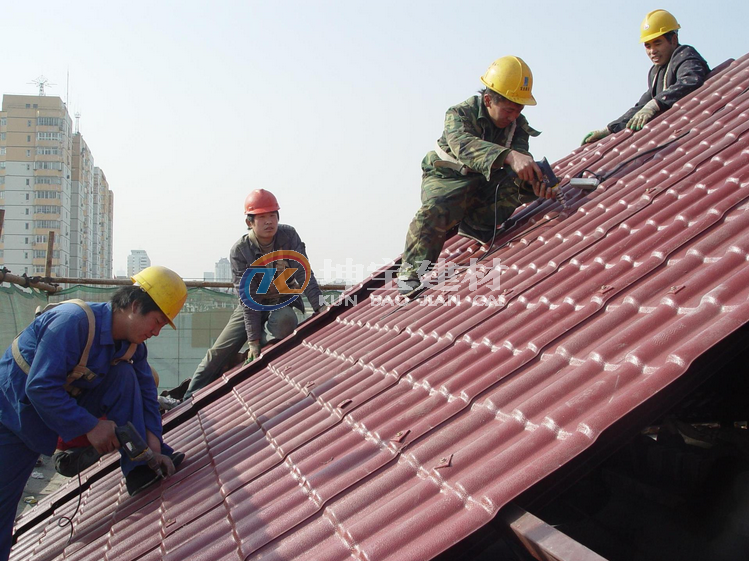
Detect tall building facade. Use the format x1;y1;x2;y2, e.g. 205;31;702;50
0;94;114;278
127;249;150;276
94;168;114;279
71;132;94;277
215;257;231;282
0;95;73;277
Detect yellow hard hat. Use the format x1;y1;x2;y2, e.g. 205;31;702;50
131;265;188;329
640;9;680;43
480;56;536;106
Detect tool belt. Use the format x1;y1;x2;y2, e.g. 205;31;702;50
12;299;137;397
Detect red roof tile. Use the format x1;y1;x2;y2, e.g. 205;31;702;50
11;54;749;560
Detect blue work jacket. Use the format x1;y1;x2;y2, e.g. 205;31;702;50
0;302;162;455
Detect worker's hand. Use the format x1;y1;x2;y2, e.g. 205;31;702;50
505;151;543;185
313;305;328;315
152;453;176;477
581;128;610;145
532;182;557;200
245;340;261;363
86;419;119;455
626;100;659;131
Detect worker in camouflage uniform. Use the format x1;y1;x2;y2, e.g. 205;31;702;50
582;9;709;145
398;55;555;295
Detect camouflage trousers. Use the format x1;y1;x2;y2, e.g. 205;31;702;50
400;152;537;279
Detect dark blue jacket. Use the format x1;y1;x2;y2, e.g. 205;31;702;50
0;302;161;455
609;44;710;133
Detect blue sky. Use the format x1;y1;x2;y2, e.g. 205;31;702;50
2;0;747;281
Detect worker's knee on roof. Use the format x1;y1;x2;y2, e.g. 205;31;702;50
266;306;298;340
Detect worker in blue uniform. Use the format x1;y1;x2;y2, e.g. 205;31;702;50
0;265;188;561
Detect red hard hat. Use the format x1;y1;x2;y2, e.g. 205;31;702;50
244;189;280;215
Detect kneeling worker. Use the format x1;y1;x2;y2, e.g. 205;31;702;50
183;189;324;399
0;265;188;561
582;9;709;144
398;55;555;294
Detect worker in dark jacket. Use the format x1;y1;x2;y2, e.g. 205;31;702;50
183;189;324;399
582;9;709;144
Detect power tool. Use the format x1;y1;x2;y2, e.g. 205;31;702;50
507;156;560;192
115;422;165;480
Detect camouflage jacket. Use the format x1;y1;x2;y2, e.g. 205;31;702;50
434;95;540;181
230;224;323;342
609;45;710;133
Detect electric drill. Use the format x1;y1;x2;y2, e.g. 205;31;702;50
115;422;165;479
507;157;560;192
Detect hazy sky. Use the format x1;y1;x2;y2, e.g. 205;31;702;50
3;1;747;282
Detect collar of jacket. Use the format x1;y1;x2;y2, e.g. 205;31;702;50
475;95;541;138
245;225;292;254
100;302;143;359
99;302;115;346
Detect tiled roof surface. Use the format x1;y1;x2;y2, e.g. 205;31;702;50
11;53;749;560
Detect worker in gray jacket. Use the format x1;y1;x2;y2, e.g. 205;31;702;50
184;189;324;399
583;9;709;144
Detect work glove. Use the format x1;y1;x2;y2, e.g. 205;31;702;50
626;100;660;131
245;340;261;364
581;128;610;146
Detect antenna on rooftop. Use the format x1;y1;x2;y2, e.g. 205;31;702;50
29;75;55;96
75;112;81;134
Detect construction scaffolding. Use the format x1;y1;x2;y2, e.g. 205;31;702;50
0;275;343;392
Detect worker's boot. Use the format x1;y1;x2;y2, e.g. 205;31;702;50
397;278;422;297
458;222;495;245
125;451;186;496
52;446;102;477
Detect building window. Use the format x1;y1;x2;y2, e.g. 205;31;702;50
25;193;29;200
0;162;5;169
25;208;29;215
0;133;5;140
35;177;62;185
34;161;62;171
0;118;6;126
0;147;4;155
25;237;29;244
34;205;61;215
24;252;28;259
35;191;60;199
27;135;31;142
28;120;32;127
37;117;61;127
25;223;29;230
36;147;60;156
26;179;30;185
25;104;30;108
33;104;38;109
36;235;47;243
37;132;62;141
26;150;31;157
36;220;60;229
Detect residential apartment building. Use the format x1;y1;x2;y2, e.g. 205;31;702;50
0;94;73;277
94;168;114;279
127;249;150;277
215;257;231;282
71;132;94;277
0;94;114;278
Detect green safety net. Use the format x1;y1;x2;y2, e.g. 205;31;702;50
0;284;339;392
